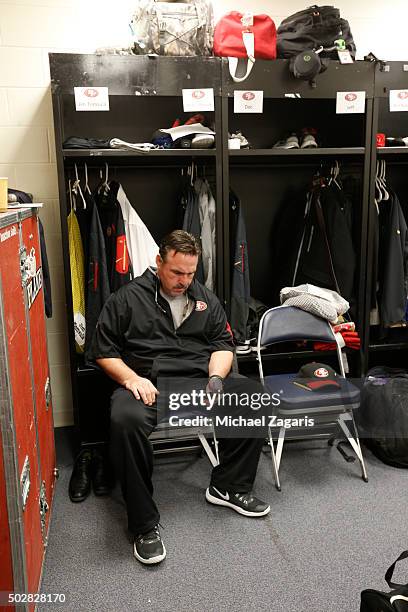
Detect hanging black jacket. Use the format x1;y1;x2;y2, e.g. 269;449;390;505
378;190;408;326
229;190;251;343
295;183;356;302
84;192;111;356
95;181;133;292
88;268;234;380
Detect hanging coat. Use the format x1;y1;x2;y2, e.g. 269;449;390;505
295;183;356;303
229;190;251;343
84;191;111;357
195;178;216;291
94;181;133;292
181;182;205;284
378;190;408;326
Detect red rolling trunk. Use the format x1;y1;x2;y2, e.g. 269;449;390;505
0;208;56;612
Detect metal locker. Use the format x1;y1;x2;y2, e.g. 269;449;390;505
0;208;56;611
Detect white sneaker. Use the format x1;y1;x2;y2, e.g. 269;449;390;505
300;133;318;149
273;133;300;149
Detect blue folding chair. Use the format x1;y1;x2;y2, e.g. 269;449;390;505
256;305;368;491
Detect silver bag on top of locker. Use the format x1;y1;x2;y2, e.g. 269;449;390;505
130;0;214;56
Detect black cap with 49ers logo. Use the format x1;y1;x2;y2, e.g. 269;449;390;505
293;362;341;391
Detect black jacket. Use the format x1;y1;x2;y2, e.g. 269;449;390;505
378;191;408;326
295;183;356;302
88;268;234;380
229;190;251;343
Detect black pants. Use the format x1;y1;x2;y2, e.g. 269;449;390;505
109;374;267;536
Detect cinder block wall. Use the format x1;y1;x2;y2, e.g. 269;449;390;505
0;0;406;427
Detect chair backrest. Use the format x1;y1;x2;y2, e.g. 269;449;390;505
259;305;335;346
256;305;344;381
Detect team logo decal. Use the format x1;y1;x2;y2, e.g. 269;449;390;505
195;300;207;311
314;368;329;378
25;248;43;310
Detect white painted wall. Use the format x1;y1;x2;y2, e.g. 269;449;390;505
0;0;407;426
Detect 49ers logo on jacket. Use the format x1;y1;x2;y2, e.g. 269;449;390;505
195;300;207;311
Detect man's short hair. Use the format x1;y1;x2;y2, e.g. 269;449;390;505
159;230;201;261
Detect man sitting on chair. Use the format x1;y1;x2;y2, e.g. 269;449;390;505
88;230;269;565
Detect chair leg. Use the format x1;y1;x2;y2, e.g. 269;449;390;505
337;412;368;482
198;434;219;468
212;425;220;466
268;426;283;492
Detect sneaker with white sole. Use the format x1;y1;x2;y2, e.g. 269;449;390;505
133;525;166;565
300;128;318;149
206;486;270;517
230;130;250;149
273;133;300;149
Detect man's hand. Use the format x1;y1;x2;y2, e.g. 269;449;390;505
206;375;224;395
124;375;159;406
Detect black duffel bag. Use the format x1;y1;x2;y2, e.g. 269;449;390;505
358;367;408;469
361;551;408;611
277;5;356;59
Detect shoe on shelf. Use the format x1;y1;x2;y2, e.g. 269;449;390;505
69;449;93;503
134;525;166;565
230;130;250;148
184;113;205;125
273;133;299;149
386;136;406;147
191;133;215;149
206;486;270;517
92;448;113;496
300;127;318;149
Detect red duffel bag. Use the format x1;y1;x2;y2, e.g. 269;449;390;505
214;11;277;82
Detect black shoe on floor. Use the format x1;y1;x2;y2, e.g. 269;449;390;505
92;448;112;496
69;449;93;503
206;486;270;517
134;526;166;565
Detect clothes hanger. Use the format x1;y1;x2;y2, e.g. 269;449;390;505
68;178;76;213
379;159;389;201
97;162;110;195
103;162;110;191
84;162;92;196
333;160;342;190
374;161;382;214
72;163;87;209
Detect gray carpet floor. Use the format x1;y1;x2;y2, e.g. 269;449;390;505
39;432;408;612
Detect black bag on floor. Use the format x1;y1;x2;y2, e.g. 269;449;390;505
277;5;356;59
361;551;408;611
358;367;408;468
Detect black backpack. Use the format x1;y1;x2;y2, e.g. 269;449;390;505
358;367;408;469
361;551;408;611
277;5;356;59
